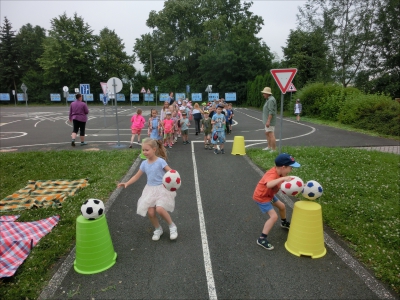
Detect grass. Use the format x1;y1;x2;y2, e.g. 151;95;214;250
247;146;400;294
0;150;139;300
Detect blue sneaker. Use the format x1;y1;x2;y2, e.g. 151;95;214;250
257;238;274;250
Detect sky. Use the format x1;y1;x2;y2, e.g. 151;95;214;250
1;0;307;71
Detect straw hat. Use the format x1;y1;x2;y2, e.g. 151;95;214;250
261;87;272;95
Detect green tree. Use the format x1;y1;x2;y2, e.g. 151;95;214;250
96;27;136;81
0;17;19;93
15;23;47;102
38;12;98;91
282;28;333;88
297;0;378;87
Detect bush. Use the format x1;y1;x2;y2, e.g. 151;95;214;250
338;93;400;136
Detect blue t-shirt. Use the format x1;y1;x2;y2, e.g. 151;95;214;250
225;109;232;121
140;157;167;186
212;113;225;131
181;118;190;130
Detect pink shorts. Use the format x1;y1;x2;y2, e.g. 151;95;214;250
131;128;142;134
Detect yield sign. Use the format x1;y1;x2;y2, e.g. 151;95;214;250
100;82;108;95
147;89;151;94
288;83;297;92
140;87;146;93
270;68;297;94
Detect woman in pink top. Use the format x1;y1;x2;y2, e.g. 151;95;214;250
129;108;146;148
69;93;89;146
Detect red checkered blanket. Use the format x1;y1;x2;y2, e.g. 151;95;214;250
0;215;60;278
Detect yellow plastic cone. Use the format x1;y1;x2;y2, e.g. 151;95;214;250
231;136;246;155
74;215;117;274
285;201;326;258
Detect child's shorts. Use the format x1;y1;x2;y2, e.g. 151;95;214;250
211;131;225;144
182;129;188;135
131;128;142;134
164;132;172;139
255;196;279;213
204;130;211;136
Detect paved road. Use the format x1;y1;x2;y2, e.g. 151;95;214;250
0;106;398;299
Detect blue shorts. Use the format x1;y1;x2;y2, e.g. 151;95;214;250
211;131;225;144
255;196;278;213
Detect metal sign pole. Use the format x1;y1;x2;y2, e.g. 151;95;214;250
279;93;284;154
113;79;121;146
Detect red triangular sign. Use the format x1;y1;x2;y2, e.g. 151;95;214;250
270;68;297;94
140;87;146;93
288;83;297;92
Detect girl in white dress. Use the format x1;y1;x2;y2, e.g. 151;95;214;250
118;138;178;241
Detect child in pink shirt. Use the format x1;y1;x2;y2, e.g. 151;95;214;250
163;111;174;148
130;108;146;148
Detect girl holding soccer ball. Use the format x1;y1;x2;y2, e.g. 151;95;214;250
117;138;178;241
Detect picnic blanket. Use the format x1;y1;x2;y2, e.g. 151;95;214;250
0;179;89;212
0;215;60;278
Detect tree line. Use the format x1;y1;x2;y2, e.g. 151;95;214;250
0;0;398;105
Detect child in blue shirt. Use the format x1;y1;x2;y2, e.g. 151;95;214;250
211;105;226;154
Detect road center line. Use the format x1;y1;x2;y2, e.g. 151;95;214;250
191;143;218;300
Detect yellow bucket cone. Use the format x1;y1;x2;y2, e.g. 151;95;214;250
285;201;326;259
140;149;146;159
231;136;246;155
74;215;117;274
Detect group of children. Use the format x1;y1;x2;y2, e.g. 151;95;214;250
128;99;235;154
120;100;300;252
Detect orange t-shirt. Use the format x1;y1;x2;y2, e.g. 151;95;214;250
253;167;282;203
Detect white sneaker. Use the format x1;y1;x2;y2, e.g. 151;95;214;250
169;226;178;240
152;227;163;241
263;147;270;151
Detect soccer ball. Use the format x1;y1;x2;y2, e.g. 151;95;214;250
281;176;304;196
81;198;105;220
163;170;181;192
302;180;323;200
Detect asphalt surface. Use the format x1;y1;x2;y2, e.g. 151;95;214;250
0;105;398;299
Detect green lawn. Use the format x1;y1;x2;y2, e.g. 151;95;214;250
247;147;399;294
0;150;139;300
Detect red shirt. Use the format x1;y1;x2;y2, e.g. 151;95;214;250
253;167;282;203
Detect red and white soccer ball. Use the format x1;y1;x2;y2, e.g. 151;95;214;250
163;170;181;192
281;176;304;196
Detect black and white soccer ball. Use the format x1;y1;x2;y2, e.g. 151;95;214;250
81;198;105;220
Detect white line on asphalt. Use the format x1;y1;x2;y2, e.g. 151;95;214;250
0;120;21;126
0;132;28;140
243;155;395;300
191;142;218;300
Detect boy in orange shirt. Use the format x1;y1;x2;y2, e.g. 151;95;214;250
253;153;301;250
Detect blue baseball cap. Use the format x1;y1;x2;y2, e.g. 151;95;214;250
275;153;300;168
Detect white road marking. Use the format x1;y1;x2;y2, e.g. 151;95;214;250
0;132;28;140
191;142;218;300
0;120;21;126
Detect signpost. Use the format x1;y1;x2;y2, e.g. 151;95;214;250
155;86;158;107
205;85;212;103
270;68;297;153
287;82;297;103
140;87;146;104
21;83;28;117
146;88;151;106
63;86;69;107
12;90;16;106
130;84;133;107
107;77;123;146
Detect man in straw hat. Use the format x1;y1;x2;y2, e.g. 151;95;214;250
261;87;276;152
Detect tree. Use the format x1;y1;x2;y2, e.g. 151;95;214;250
297;0;378;87
96;27;136;81
134;0;273;101
282;28;333;88
38;13;98;90
0;17;19;93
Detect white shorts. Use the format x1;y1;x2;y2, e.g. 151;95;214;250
265;125;275;132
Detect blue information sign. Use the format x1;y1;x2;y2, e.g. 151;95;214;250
144;94;154;102
191;93;202;101
0;93;10;101
50;94;61;101
208;93;219;101
116;94;125;102
159;93;169;102
225;92;237;102
83;94;94;101
17;93;25;101
176;93;185;101
80;84;90;95
99;94;109;102
67;94;75;102
130;93;139;102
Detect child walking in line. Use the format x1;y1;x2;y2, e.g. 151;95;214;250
117;138;178;241
201;110;212;149
148;109;162;141
211;105;226;154
163;111;174;148
129;109;146;148
252;153;300;250
180;111;190;144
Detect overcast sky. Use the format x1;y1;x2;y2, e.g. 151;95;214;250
1;0;306;71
